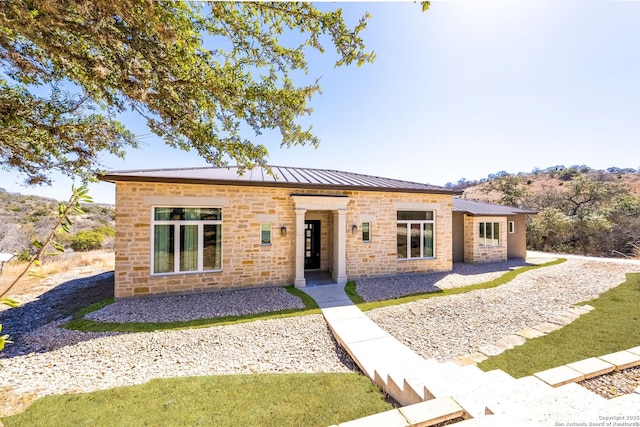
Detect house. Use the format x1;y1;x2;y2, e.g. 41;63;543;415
452;198;537;263
99;166;535;299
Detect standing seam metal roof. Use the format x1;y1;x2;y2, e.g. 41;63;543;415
452;198;538;215
98;165;459;194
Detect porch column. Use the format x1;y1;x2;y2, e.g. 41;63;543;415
332;209;348;284
294;208;307;288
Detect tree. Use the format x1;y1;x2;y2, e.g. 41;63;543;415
0;1;375;185
480;175;530;207
561;175;629;218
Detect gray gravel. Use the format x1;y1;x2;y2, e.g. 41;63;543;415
86;286;305;323
2;255;639;416
365;258;640;362
355;258;545;302
0;314;357;404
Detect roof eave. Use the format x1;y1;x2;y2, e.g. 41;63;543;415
98;174;460;195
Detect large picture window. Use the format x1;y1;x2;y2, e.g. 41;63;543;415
397;211;435;259
152;207;222;274
479;221;500;246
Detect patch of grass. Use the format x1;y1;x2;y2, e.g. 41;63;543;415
73;297;114;317
345;281;365;304
1;373;391;427
351;258;567;311
63;286;320;333
478;272;640;378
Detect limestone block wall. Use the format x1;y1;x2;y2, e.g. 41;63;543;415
114;182;297;298
114;182;454;298
463;215;507;263
345;191;453;278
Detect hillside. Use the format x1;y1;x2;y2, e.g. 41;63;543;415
0;188;115;257
453;166;640;258
458;167;640;204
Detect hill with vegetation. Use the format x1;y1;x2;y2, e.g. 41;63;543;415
452;166;640;258
0;188;115;260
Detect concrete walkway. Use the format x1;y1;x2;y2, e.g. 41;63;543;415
301;283;640;427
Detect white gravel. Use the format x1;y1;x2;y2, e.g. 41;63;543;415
0;315;356;400
2;255;639;413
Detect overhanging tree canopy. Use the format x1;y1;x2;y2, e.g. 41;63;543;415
0;1;375;184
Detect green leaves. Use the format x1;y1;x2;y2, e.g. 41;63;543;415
0;1;374;184
0;324;12;351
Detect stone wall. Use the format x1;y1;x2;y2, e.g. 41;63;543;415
463;215;507;263
114;182;454;298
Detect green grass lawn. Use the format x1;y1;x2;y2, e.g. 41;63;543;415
478;272;640;378
1;373;392;427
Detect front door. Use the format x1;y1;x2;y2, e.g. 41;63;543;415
304;220;321;269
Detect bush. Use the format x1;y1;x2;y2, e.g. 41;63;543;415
71;231;104;252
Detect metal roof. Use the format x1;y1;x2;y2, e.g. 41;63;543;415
453;198;537;216
99;166;459;194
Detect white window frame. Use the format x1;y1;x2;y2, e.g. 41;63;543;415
151;207;223;275
362;222;371;242
508;221;515;234
479;221;501;247
261;223;272;246
397;211;436;260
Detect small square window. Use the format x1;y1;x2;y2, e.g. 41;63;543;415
261;223;272;245
362;222;371;242
508;221;515;233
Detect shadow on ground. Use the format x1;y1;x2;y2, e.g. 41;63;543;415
0;272;114;358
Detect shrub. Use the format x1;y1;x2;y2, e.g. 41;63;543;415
71;231;104;252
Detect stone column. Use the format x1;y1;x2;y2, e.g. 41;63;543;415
332;209;348;284
294;208;307;288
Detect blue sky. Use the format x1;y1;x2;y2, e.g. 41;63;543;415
2;1;639;203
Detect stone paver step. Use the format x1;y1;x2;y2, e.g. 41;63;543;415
534;365;585;387
598;350;640;371
335;396;466;427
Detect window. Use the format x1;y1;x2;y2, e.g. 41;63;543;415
397;211;435;259
152;207;222;274
261;223;272;245
362;222;371;242
508;221;515;234
479;221;500;246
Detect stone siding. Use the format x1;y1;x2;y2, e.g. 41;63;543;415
114;182;453;298
463;215;508;263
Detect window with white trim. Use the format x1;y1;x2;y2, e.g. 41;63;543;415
261;223;272;245
362;222;371;242
479;221;500;246
397;211;435;259
152;207;222;274
508;221;515;233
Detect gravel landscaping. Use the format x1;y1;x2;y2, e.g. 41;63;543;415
85;286;305;323
1;255;639;417
364;258;640;362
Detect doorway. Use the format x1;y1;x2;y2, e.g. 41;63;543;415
304;220;321;269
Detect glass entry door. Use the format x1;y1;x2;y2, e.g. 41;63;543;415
304;220;321;269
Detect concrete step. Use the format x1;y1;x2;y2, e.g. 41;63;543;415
484;375;626;423
448;369;519;418
452;414;545;426
336;396;466;427
408;360;490;400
